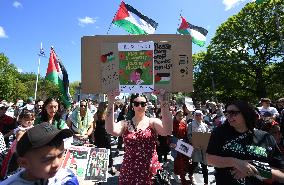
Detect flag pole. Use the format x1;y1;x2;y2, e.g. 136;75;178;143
176;10;183;34
107;1;122;34
34;42;44;100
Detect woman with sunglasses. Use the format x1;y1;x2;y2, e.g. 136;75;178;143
206;100;284;185
67;100;94;144
105;89;172;185
34;97;67;130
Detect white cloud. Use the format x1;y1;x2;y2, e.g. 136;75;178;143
71;41;76;45
13;1;23;8
17;68;23;73
223;0;246;11
78;16;97;27
0;26;8;38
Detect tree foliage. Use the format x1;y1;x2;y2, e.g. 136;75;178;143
0;53;71;103
193;0;284;103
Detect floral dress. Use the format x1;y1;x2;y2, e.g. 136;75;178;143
119;122;161;185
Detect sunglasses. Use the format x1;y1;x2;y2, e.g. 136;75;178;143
195;114;202;117
225;110;241;117
133;101;147;107
80;105;87;108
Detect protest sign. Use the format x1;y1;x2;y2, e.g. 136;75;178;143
175;139;193;157
61;146;90;180
192;132;211;151
184;97;195;111
85;148;110;182
81;34;193;93
62;146;110;182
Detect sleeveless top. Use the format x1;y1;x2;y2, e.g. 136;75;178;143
119;121;161;185
94;119;111;148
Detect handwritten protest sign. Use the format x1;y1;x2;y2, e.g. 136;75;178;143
118;42;154;93
81;34;193;93
62;146;110;182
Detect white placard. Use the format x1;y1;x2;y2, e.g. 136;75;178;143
175;139;193;157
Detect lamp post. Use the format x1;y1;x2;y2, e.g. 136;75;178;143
210;70;217;103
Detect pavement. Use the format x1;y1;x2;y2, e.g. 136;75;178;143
81;138;216;185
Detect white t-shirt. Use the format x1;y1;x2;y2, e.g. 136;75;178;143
258;106;279;117
13;125;33;135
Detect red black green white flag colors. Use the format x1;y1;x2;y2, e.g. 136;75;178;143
177;16;208;47
46;47;72;107
112;1;158;35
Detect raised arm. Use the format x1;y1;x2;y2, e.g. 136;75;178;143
152;89;172;136
105;90;125;136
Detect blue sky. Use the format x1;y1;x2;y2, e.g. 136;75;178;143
0;0;254;82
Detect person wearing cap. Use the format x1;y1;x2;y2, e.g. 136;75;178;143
0;122;79;185
188;110;211;185
258;98;279;120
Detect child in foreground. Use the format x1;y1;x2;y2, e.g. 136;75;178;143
0;122;79;185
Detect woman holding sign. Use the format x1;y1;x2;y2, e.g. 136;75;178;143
105;89;172;185
206;100;284;185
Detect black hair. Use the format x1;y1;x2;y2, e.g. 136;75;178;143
135;68;143;75
18;109;35;120
224;100;256;132
126;94;148;120
40;97;62;129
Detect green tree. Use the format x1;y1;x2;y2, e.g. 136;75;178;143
0;53;25;101
69;81;80;98
204;0;284;102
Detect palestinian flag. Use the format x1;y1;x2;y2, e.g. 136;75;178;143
46;48;72;107
177;16;208;47
113;1;158;35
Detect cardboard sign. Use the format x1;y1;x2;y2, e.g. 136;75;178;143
191;132;211;151
175;139;193;157
61;146;110;182
81;34;193;93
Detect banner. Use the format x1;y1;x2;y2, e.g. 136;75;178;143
61;146;110;182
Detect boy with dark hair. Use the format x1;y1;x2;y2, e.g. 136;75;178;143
1;122;79;185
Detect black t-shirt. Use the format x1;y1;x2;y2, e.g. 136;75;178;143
207;123;284;185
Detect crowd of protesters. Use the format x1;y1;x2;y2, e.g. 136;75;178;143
0;94;284;184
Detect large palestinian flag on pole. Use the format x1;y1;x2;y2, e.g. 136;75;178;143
177;16;208;47
112;1;158;34
46;47;71;107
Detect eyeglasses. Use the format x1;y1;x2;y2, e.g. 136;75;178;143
225;110;241;117
195;114;202;117
133;101;147;107
80;105;87;108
